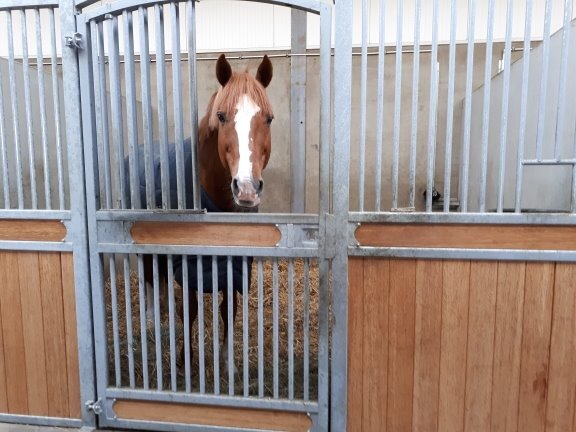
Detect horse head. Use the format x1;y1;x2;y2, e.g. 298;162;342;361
208;54;274;208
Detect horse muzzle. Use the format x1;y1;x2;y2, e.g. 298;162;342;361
232;177;263;208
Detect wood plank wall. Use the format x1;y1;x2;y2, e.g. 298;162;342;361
348;258;576;432
0;251;81;419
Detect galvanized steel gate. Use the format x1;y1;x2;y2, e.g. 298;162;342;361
75;0;334;431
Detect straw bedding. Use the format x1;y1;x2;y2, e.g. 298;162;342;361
105;257;320;400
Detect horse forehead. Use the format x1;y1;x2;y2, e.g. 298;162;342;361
234;94;261;121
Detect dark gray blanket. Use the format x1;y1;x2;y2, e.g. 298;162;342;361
125;138;254;294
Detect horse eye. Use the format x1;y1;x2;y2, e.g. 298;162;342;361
216;111;226;123
266;115;274;125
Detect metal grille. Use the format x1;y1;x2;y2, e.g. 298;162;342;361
350;0;576;214
0;6;68;210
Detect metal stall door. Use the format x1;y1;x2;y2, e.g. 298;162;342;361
75;0;333;430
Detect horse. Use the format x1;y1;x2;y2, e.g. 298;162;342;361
135;53;274;373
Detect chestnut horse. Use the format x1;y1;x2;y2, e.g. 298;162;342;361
140;54;274;372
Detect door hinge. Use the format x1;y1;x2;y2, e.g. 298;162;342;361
85;398;103;415
65;32;83;50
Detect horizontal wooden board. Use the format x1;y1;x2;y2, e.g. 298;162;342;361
0;220;66;242
131;222;281;247
113;400;312;432
355;223;576;250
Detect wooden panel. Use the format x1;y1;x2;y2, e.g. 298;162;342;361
363;258;389;432
464;261;498;432
518;263;554;432
491;262;526;432
438;261;470;432
355;224;576;250
39;253;70;418
413;260;442;432
0;251;28;414
131;222;281;247
387;259;416;432
348;257;364;432
0;262;7;413
0;219;66;242
545;263;576;432
61;253;81;419
114;400;312;431
18;252;49;415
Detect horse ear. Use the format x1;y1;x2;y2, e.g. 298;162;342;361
216;54;232;87
256;55;273;88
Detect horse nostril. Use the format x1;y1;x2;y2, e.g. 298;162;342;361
256;179;264;195
232;177;240;195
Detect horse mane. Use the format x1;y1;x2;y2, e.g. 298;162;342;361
207;71;273;130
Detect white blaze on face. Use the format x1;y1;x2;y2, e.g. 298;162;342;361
234;94;261;183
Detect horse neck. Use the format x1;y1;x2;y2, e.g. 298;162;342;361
198;116;235;212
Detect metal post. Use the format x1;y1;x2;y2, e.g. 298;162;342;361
291;9;307;213
60;1;97;426
331;0;352;429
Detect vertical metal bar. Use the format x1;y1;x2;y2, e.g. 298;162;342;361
167;256;177;391
123;10;141;210
226;256;234;396
97;21;113;209
535;0;553;161
408;0;421;209
0;37;9;209
186;0;200;210
459;0;476;212
319;5;333;429
123;256;135;388
242;256;249;397
272;257;279;399
195;256;204;393
171;3;185;209
89;21;102;209
425;0;439;213
155;4;170;209
303;258;310;401
137;255;150;389
515;0;533;213
107;15;126;209
109;255;121;387
21;10;38;209
391;0;403;209
554;0;572;160
49;9;64;210
35;9;51;209
185;256;194;393
444;1;457;213
6;11;24;208
496;0;514;213
479;0;496;212
291;9;307;213
358;0;368;211
288;259;294;400
153;254;162;390
139;7;155;209
257;258;264;398
319;3;331;217
374;0;386;211
212;255;220;395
